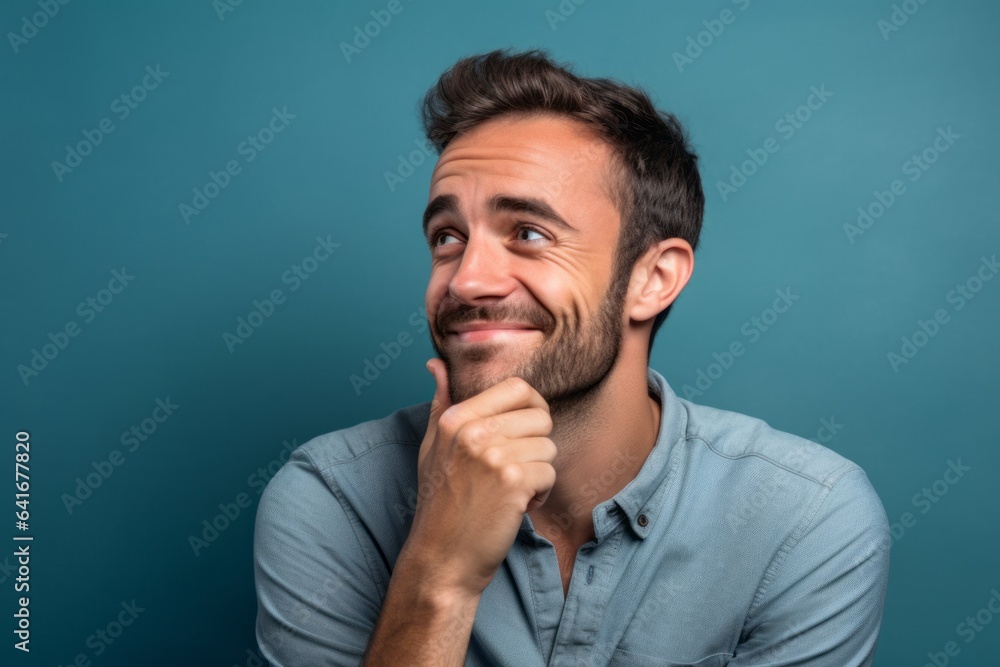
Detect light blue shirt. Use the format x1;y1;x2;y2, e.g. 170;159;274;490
254;367;890;666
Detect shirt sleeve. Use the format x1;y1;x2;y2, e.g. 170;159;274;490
730;466;891;666
253;449;385;666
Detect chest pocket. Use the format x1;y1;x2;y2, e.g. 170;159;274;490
608;648;732;666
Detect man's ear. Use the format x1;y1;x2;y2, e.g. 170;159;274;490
626;238;694;324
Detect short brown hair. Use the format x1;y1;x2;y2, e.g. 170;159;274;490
420;48;704;356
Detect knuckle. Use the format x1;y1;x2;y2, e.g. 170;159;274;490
483;414;504;434
457;422;490;448
437;406;464;434
545;463;557;485
534;407;553;432
504;375;532;399
541;438;557;461
480;446;505;470
498;464;524;488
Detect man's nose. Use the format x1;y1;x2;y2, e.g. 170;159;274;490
447;235;516;305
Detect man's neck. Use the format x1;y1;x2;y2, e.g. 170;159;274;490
528;357;661;548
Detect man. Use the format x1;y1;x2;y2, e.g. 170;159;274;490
254;49;890;666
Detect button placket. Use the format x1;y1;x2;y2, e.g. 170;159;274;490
549;526;625;665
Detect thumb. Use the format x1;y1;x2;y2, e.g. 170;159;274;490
420;358;451;472
425;358;452;424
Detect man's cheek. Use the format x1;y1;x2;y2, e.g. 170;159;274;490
410;307;430;334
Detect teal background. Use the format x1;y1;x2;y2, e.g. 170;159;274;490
1;0;998;664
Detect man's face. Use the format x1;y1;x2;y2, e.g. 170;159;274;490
423;114;627;408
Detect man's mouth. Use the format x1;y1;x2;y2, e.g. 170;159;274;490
447;321;542;344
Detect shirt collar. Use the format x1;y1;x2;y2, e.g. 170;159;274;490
603;367;688;540
518;367;688;542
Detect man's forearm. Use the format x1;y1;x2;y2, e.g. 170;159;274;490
362;553;482;667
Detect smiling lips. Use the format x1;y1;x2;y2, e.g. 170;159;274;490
448;321;541;343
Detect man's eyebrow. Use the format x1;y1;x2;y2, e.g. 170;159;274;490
422;193;576;236
422;194;458;236
488;195;576;232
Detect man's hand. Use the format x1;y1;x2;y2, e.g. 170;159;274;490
405;357;557;600
362;359;557;665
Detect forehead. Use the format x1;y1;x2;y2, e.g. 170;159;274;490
428;114;617;203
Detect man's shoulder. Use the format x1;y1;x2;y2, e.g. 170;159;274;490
670;393;889;568
295;400;431;473
260;400;430;514
256;400;432;561
676;395;861;491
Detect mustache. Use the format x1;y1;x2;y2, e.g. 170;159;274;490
436;301;556;334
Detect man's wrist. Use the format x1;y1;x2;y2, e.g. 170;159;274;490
393;544;483;613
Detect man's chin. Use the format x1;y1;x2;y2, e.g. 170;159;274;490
443;331;544;361
448;355;523;377
445;358;534;402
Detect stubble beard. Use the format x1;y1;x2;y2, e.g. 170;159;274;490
430;278;626;420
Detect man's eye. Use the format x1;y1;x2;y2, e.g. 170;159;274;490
516;226;546;242
434;232;460;246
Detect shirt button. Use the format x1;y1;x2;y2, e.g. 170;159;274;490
637;513;649;527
